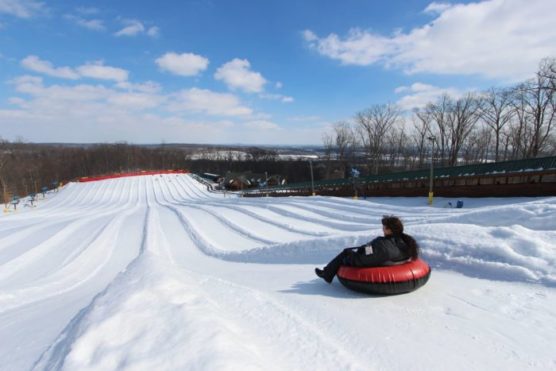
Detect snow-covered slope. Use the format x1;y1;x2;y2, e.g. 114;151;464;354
1;174;555;370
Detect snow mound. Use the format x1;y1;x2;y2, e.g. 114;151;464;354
33;254;269;371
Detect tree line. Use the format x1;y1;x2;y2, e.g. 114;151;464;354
0;142;327;202
323;58;556;175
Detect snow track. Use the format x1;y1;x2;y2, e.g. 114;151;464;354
1;174;555;370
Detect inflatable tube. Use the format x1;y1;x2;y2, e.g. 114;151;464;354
337;258;431;295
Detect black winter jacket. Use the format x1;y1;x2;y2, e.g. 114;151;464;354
343;234;415;267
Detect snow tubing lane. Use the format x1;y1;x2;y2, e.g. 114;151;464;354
79;170;188;182
337;258;431;295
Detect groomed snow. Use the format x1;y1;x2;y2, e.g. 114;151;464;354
1;174;555;370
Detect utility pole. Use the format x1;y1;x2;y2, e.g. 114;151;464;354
428;136;436;205
351;167;360;199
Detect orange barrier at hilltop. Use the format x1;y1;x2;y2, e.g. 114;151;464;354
79;170;189;182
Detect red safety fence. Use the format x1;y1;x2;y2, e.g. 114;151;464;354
78;170;189;183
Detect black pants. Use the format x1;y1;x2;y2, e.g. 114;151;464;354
323;246;392;282
322;248;356;282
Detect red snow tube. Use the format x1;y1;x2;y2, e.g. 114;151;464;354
337;258;431;295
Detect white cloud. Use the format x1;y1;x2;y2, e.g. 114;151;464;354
115;19;144;36
395;82;465;110
1;76;312;144
0;0;44;18
170;88;252;116
424;2;452;14
147;26;159;38
12;75;113;102
288;115;321;122
21;56;129;82
11;74;250;119
275;81;283;89
21;55;80;79
64;14;105;31
302;30;317;42
303;28;395;66
107;92;162;110
155;52;209;77
115;19;159;38
8;96;26;105
244;120;279;130
11;75;44;94
214;58;266;93
259;93;294;103
77;61;129;82
116;81;161;94
304;0;556;80
8;75;162;120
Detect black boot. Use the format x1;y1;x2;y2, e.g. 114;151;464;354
315;268;333;284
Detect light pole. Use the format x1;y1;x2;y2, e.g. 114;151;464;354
351;167;360;199
309;159;315;196
427;136;436;205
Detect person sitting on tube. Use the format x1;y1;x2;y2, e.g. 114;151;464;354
315;215;419;284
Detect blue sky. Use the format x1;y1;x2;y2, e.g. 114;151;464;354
1;0;555;144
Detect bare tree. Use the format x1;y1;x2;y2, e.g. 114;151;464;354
246;147;277;161
538;57;556;93
480;88;514;161
446;94;482;166
321;132;334;179
462;126;492;164
508;84;531;158
508;71;555;158
0;138;10;204
332;121;356;163
523;61;556;157
355;103;400;174
321;132;334;162
386;123;411;169
412;109;433;167
424;94;452;166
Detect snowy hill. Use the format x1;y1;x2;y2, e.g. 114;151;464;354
1;174;555;370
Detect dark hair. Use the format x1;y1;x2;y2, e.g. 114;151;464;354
382;215;419;259
381;215;404;235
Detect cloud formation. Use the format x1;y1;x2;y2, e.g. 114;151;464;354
169;88;252;116
64;14;105;31
9;75;254;118
260;93;294;103
21;56;129;82
155;52;209;77
1;75;318;144
215;58;266;93
146;26;159;37
115;19;158;38
395;82;465;110
0;0;44;18
304;0;556;80
77;61;129;82
244;120;279;130
21;56;80;79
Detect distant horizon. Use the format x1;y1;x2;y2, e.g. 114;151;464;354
3;140;325;148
